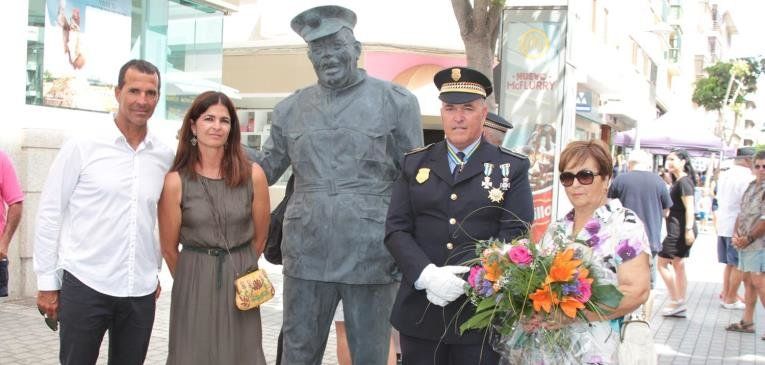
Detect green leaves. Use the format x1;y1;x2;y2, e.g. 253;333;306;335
591;284;623;309
459;298;496;334
692;57;763;112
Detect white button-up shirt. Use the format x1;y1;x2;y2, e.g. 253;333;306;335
715;165;754;237
34;118;174;297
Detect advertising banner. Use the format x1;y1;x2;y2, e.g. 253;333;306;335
43;0;131;112
499;7;568;242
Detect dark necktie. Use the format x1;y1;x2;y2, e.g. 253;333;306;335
452;152;465;180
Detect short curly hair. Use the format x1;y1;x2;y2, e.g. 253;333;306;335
558;139;613;178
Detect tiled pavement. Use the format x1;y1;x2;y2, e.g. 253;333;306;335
1;229;763;364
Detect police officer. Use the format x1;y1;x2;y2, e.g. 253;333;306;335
385;67;533;364
482;112;512;146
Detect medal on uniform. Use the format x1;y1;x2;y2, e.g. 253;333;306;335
488;188;504;203
482;162;511;203
416;168;430;184
500;163;511;190
481;163;494;189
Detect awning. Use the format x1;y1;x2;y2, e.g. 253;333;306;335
165;69;241;100
392;64;443;117
576;110;605;125
614;108;735;157
598;98;638;129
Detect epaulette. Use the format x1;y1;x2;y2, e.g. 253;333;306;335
405;143;434;155
392;84;411;96
499;146;528;160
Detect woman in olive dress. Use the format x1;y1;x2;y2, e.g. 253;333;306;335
159;91;270;364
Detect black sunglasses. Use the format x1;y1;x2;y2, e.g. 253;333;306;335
38;308;58;331
559;170;600;187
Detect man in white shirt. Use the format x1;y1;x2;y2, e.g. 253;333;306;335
716;147;755;309
33;59;174;365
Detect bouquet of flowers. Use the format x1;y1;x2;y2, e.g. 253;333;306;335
460;233;624;364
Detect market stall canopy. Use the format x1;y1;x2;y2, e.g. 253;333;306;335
614;108;735;157
165;68;241;99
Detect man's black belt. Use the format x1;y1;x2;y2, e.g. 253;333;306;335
182;242;250;288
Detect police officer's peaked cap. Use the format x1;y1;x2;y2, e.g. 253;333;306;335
734;146;756;159
433;66;493;104
291;5;357;42
484;112;513;132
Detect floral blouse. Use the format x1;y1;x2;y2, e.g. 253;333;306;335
539;199;651;364
738;181;765;252
541;199;651;285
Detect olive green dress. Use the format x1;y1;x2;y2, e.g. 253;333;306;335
167;174;266;365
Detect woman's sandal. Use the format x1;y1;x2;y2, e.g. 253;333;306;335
725;320;754;333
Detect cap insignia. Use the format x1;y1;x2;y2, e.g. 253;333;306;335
451;68;461;82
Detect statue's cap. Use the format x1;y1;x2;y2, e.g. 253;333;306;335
291;6;357;42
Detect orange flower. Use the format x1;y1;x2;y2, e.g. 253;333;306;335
546;248;582;283
483;261;502;282
529;285;558;313
559;296;585;318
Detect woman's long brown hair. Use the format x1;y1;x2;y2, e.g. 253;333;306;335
171;91;250;187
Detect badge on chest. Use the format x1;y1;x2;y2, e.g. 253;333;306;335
416;168;430;184
481;163;511;203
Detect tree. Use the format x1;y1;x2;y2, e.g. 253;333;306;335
450;0;505;92
692;57;763;144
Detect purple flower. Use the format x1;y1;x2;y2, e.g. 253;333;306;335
616;239;638;261
565;210;575;222
477;280;495;297
586;234;601;248
561;283;581;296
584;220;601;235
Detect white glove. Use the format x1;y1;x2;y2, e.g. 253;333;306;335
415;264;469;307
425;290;450;307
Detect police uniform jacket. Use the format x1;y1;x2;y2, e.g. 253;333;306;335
252;70;423;284
385;138;534;344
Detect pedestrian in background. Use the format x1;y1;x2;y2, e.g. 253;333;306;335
658;149;698;317
726;150;765;339
482;112;512;146
608;149;672;291
716;147;755;310
0;148;24;297
33;59;173;365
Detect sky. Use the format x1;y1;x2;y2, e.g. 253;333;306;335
727;0;764;110
729;0;765;58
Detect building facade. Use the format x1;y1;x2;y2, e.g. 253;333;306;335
1;0;238;299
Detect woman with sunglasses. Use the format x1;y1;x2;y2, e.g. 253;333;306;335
658;149;697;317
534;140;651;363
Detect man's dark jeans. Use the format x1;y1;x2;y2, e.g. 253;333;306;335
0;259;8;297
59;271;156;365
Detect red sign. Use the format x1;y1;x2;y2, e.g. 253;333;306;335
530;186;553;242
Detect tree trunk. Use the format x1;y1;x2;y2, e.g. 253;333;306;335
726;111;739;146
450;0;504;110
463;35;494;86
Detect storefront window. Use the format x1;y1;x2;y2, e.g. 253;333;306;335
25;0;227;121
165;0;225;120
